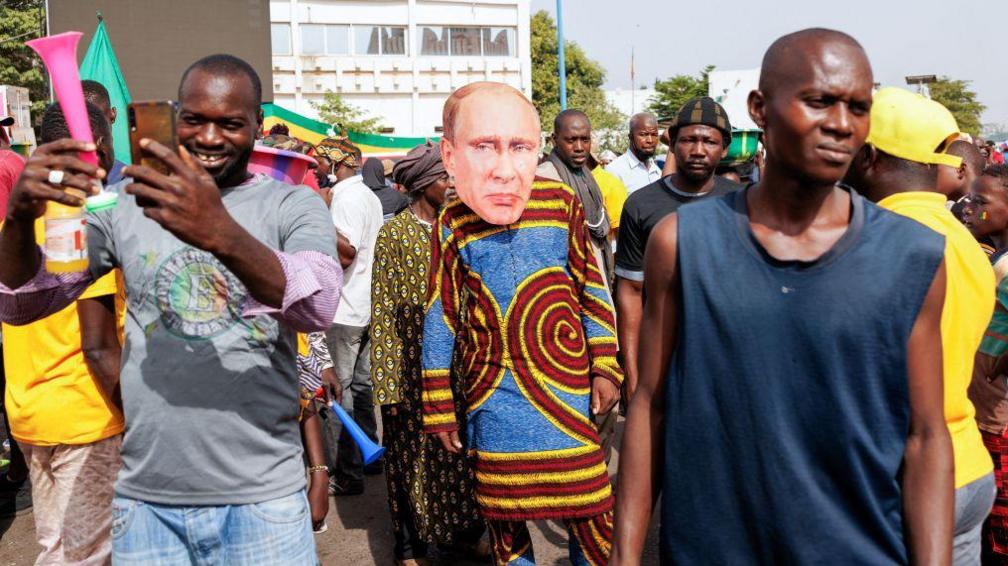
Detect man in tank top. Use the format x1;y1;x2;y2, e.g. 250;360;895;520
610;29;954;565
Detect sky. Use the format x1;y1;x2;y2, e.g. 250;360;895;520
531;0;1008;128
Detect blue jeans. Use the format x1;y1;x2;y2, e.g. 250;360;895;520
324;323;378;483
111;491;318;565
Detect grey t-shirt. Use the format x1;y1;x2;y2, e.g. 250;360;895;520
87;176;337;505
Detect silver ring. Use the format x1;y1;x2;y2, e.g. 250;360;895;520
47;169;65;185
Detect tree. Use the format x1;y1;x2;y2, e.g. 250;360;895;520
930;77;986;136
0;0;48;121
647;65;714;121
312;91;385;134
531;10;626;152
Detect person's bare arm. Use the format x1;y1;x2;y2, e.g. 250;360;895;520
903;260;952;566
610;214;678;565
300;409;330;530
0;217;39;290
616;277;644;399
124;141;287;308
78;294;121;405
0;139;102;289
336;231;356;269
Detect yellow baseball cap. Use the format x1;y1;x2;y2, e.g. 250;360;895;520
866;87;963;168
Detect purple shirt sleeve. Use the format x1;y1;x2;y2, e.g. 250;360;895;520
0;247;95;325
243;249;342;332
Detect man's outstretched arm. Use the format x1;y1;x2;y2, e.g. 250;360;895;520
0;140;105;324
610;213;680;565
903;259;953;566
124;141;341;332
0;139;103;288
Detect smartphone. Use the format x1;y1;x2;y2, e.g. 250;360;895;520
128;101;177;175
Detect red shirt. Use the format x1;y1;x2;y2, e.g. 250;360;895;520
0;149;26;219
301;168;321;193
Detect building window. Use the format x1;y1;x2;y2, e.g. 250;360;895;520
482;27;515;57
300;24;349;55
301;24;325;55
418;26;448;55
271;23;291;56
449;27;481;56
326;25;350;55
355;25;407;56
417;26;517;57
382;27;406;55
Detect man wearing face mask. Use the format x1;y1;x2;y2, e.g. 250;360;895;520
421;82;622;565
0;54;341;564
606;112;661;194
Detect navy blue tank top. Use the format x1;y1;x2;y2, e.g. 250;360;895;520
661;188;944;565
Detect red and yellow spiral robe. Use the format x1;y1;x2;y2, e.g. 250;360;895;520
421;180;624;521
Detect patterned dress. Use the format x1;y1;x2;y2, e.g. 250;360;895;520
421;180;623;522
369;209;482;544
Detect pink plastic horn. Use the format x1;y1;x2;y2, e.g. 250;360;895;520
26;32;98;167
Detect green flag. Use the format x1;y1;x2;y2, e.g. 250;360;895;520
80;19;132;165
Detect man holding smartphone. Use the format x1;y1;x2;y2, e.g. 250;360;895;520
0;54;341;564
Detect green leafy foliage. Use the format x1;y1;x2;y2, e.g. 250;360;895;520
647;65;714;121
312;91;385;134
929;77;986;137
531;10;626;152
0;1;47;121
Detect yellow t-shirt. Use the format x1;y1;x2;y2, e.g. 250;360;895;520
592;166;628;234
880;191;995;488
1;220;125;446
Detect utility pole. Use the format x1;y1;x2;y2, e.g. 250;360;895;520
631;46;635;114
556;0;567;109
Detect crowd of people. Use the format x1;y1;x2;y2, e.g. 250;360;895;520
1;24;1008;566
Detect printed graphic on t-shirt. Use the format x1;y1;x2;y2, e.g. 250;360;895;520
154;247;248;339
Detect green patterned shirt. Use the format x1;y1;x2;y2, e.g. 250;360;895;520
369;209;432;406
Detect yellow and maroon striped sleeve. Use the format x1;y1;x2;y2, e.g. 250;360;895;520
421;209;463;433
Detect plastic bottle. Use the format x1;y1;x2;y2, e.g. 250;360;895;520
42;189;117;273
43;189;89;273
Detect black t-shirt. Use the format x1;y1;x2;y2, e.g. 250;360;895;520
615;175;742;280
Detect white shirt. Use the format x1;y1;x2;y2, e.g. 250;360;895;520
330;174;384;327
605;150;661;194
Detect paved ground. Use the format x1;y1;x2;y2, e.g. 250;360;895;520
0;419;660;565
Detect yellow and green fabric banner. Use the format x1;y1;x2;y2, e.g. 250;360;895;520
262;103;435;157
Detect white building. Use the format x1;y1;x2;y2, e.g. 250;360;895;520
604;88;656;120
707;68;760;130
269;0;531;137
